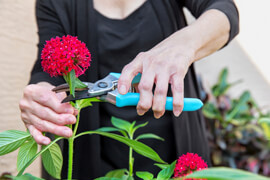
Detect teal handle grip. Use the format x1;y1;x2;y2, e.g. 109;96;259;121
116;93;203;111
109;72;141;84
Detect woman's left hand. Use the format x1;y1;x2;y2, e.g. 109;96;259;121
117;31;194;119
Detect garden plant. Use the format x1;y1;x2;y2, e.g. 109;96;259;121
0;37;269;180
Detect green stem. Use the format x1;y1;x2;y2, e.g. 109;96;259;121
129;147;133;176
68;137;74;180
128;133;134;177
67;108;80;180
73;109;81;136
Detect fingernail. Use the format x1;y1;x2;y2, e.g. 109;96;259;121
68;116;75;124
119;85;126;94
64;129;72;137
137;109;145;116
174;110;181;117
43;138;50;145
66;108;73;114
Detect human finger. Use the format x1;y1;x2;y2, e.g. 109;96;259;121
170;73;184;117
137;71;155;116
152;74;170;119
26;124;51;145
28;113;73;138
23;85;74;114
30;100;76;125
118;53;143;94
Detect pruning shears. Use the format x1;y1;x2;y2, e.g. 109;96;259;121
53;73;203;111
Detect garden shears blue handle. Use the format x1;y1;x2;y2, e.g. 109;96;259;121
53;72;203;111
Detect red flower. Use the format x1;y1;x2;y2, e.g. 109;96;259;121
174;153;208;179
41;35;91;77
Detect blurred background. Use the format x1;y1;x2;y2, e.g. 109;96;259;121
0;0;270;177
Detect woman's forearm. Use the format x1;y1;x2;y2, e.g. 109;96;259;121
166;9;231;64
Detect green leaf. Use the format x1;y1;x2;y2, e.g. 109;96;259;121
133;122;148;132
75;98;101;110
95;177;121;180
156;160;176;180
225;91;251;121
64;69;76;97
0;130;31;156
111;117;132;132
136;171;154;180
17;139;38;172
13;173;44;180
202;103;222;120
96;127;121;132
17;137;64;177
41;143;63;179
259;118;270;140
75;131;165;163
74;78;88;89
154;163;170;170
184;167;270;180
105;169;128;178
135;133;164;141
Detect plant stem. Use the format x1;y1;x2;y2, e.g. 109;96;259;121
73;110;81;136
68;137;74;180
129;133;134;177
129;147;133;176
68;109;80;180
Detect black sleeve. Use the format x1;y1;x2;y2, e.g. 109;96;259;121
29;0;66;85
182;0;239;44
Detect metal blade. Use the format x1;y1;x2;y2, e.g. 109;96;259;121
53;82;94;93
61;90;107;103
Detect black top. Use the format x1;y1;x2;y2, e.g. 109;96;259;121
96;1;176;174
31;0;239;179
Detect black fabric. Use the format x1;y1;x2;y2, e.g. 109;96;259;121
96;1;176;174
31;0;239;179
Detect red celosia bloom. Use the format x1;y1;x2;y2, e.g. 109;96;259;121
41;35;91;77
174;153;208;179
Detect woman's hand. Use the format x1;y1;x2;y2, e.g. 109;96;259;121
118;33;193;119
117;9;230;119
19;82;76;145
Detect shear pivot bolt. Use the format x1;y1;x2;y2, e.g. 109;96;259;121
98;82;108;88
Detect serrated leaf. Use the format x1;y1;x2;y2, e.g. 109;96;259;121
135;133;164;141
105;169;128;178
111;117;132;132
156;160;176;180
41;143;63;179
184;167;269;180
0;130;31;156
76;131;165;163
17;139;38;172
136;171;154;180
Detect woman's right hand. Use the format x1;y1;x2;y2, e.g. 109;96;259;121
19;82;77;145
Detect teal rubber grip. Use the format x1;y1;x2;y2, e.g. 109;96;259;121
116;93;203;111
109;72;141;84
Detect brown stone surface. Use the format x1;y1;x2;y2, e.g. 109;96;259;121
0;0;40;177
